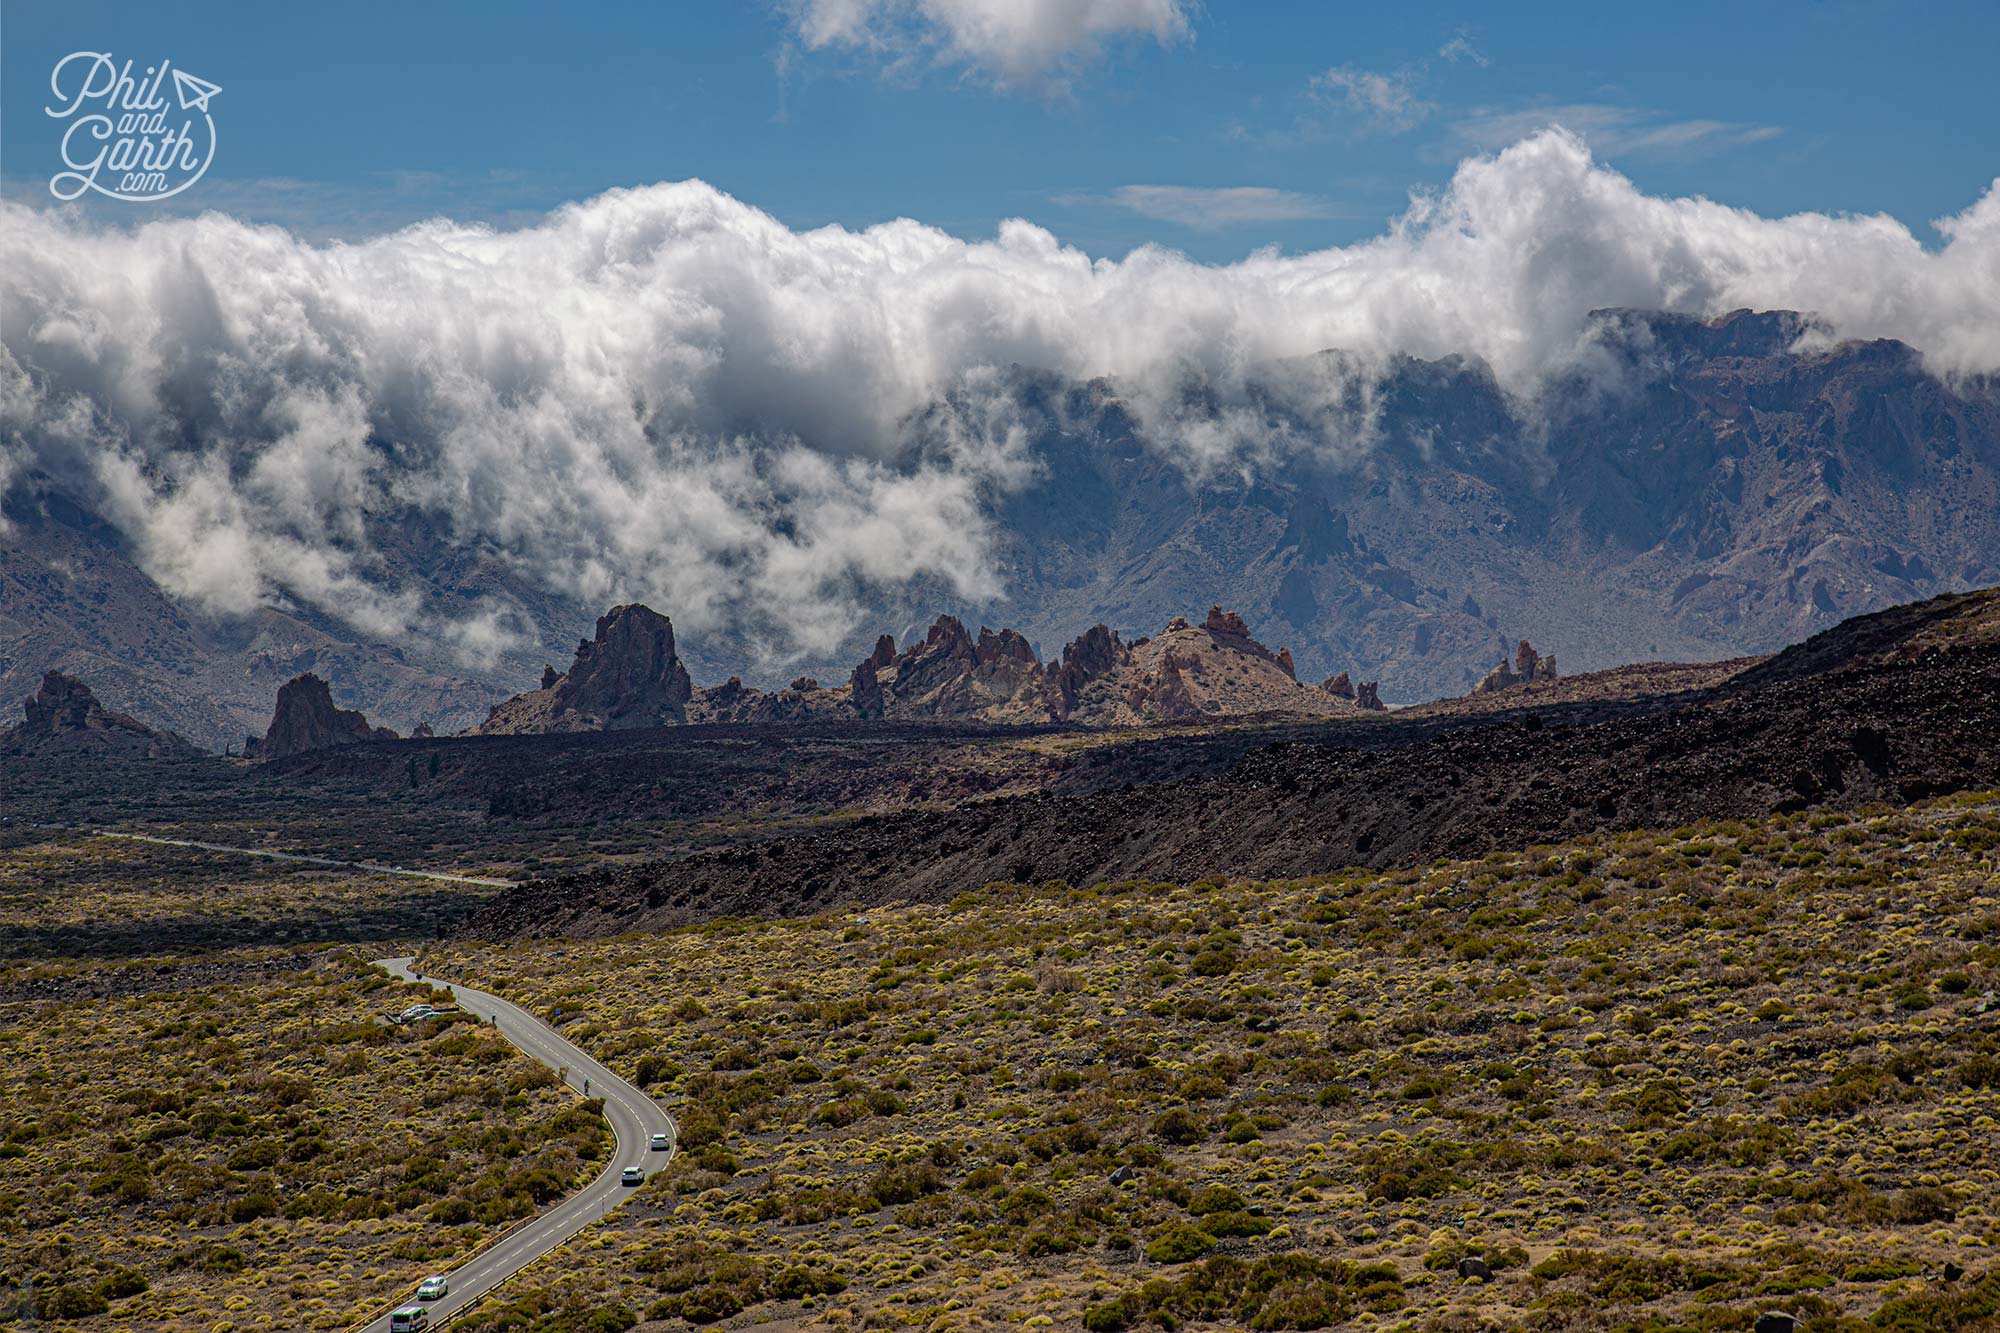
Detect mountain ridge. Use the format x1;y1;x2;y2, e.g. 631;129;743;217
3;307;1995;749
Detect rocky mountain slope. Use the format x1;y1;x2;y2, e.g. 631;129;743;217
970;310;2000;701
461;588;2000;937
5;309;1996;745
0;489;512;752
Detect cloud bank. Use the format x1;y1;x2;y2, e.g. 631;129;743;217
3;131;1998;667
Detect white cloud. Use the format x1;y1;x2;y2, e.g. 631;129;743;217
1437;34;1489;67
1083;185;1337;230
4;130;1998;666
1454;103;1782;158
1310;65;1433;133
781;0;1192;91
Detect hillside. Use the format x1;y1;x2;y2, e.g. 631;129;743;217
427;793;2000;1332
464;589;2000;937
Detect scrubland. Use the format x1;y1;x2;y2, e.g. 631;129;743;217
9;794;2000;1331
422;793;2000;1332
0;934;607;1330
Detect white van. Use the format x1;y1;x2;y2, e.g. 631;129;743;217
390;1307;430;1331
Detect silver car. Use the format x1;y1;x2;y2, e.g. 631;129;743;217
415;1275;448;1301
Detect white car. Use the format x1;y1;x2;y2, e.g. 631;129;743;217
621;1166;645;1185
416;1275;448;1300
649;1133;671;1152
390;1308;430;1332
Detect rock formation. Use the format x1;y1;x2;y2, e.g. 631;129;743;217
849;657;884;719
470;601;1397;735
1321;672;1356;700
1353;681;1386;711
477;604;695;734
247;673;398;759
1469;640;1559;696
0;671;198;758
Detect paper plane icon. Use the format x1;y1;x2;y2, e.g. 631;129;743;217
172;68;222;113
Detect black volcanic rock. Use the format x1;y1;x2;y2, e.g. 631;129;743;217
246;672;398;759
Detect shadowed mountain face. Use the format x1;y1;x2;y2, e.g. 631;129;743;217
972;310;2000;701
3;309;1996;747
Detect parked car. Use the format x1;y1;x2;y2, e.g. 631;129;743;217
621;1166;644;1185
390;1306;430;1331
416;1275;448;1300
649;1133;670;1151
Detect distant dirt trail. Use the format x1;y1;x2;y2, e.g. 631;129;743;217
91;830;516;887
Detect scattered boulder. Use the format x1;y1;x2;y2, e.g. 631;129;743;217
1944;1261;1966;1282
247;673;397;759
1108;1165;1136;1185
1456;1257;1493;1281
1753;1314;1797;1333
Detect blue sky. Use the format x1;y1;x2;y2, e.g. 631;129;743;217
5;0;1997;258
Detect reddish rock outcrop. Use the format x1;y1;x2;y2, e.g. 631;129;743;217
478;604;694;734
1354;681;1386;711
1048;624;1130;716
247;673;398;759
1277;647;1297;680
1321;671;1356;700
849;657;884;719
1204;606;1253;639
1469;639;1560;696
1;672;197;758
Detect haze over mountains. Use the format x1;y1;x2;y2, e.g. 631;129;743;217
4;133;1999;749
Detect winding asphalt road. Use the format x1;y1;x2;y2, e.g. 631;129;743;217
355;958;675;1331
